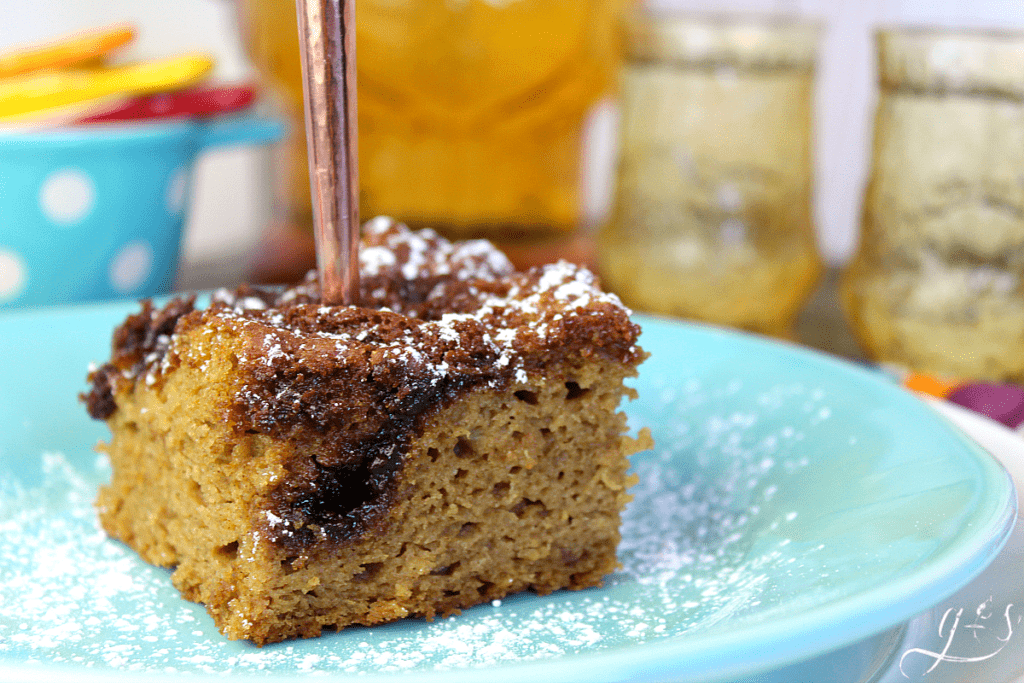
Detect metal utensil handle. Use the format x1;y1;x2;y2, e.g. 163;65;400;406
295;0;359;306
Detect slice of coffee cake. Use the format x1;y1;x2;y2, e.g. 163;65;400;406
84;218;650;645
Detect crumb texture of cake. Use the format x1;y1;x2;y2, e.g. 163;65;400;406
85;218;651;645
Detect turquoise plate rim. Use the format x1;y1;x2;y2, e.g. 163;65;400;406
0;305;1016;683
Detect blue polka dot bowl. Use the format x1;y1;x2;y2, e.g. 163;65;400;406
0;114;285;309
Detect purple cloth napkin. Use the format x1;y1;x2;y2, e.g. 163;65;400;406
947;383;1024;430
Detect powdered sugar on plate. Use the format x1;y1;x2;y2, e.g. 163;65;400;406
0;374;838;678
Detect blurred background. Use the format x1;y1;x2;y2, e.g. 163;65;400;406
3;0;1024;397
3;0;1022;286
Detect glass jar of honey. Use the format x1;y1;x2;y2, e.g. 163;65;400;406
597;13;822;337
843;27;1024;381
237;0;631;270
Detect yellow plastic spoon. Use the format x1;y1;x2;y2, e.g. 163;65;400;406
0;53;215;122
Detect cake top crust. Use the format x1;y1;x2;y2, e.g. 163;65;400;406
87;218;640;418
85;219;644;550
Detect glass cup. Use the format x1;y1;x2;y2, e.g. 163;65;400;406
843;27;1024;381
597;12;822;337
237;0;632;271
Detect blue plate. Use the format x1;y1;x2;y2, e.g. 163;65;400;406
0;305;1015;683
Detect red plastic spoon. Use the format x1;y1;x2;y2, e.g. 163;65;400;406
77;83;257;123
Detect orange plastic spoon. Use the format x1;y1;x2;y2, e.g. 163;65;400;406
0;24;135;78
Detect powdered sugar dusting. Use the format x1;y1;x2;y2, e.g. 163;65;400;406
0;374;852;678
358;216;514;282
197;222;635;395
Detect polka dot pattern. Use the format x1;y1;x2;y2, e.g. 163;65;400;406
39;168;96;225
0;249;27;303
109;241;154;294
3;160;189;308
166;167;188;215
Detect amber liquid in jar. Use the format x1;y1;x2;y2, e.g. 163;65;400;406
238;0;630;268
598;14;822;337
